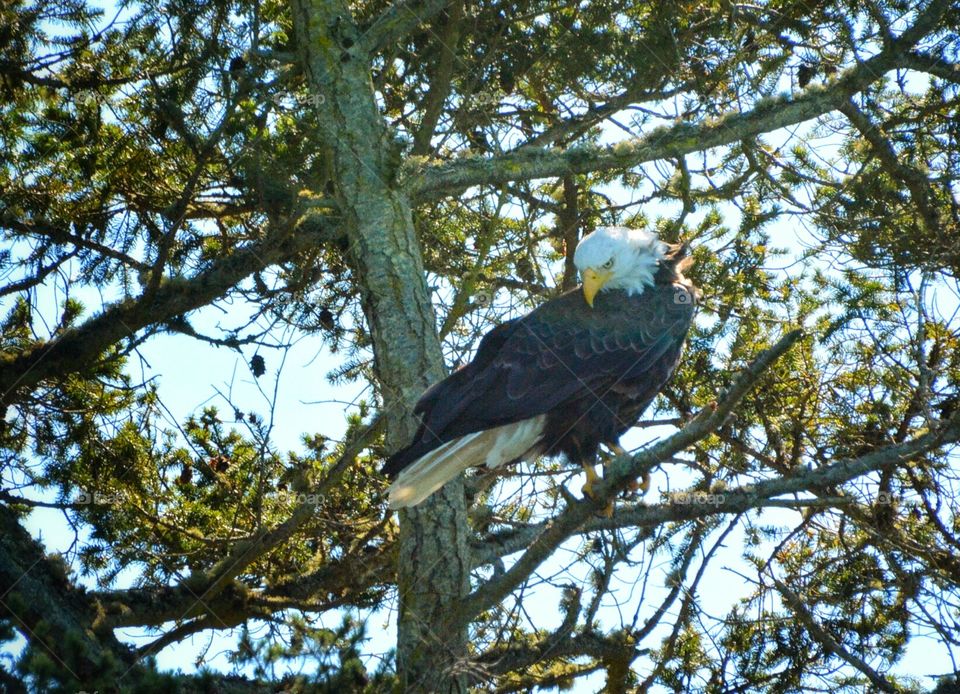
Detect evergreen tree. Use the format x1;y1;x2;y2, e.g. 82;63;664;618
1;0;959;690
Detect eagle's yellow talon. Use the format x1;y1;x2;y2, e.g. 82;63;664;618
581;463;601;499
608;443;628;458
626;471;650;495
581;464;614;516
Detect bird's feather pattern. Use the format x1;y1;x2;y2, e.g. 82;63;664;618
382;280;694;479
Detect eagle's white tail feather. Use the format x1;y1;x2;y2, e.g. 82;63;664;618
388;415;546;509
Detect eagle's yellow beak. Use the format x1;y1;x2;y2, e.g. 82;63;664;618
582;268;613;308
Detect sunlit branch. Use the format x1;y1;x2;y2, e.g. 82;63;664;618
406;0;951;201
0;215;341;403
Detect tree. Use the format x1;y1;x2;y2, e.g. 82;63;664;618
1;0;959;690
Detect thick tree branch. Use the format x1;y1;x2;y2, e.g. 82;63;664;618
129;586;372;658
901;50;960;83
291;0;464;688
476;417;960;568
95;535;392;632
410;0;461;155
0;505;140;687
472;628;644;684
474;418;960;581
557;176;580;291
1;501;392;686
405;0;952;201
360;0;453;55
0;211;341;404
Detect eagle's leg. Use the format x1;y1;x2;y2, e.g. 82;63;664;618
581;464;614;517
608;442;628;457
581;463;601;498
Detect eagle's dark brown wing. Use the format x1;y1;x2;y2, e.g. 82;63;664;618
382;283;694;479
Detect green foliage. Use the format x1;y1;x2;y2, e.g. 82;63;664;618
1;0;959;691
230;616;395;692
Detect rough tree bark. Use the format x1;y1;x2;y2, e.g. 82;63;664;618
289;1;471;690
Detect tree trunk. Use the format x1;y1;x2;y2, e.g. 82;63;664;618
290;2;470;690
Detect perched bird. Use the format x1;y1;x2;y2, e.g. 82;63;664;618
383;226;697;509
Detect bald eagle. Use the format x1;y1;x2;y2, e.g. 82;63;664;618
383;226;696;509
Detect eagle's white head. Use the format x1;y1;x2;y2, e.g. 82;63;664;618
573;226;667;307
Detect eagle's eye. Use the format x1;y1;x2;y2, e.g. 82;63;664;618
601;258;615;270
